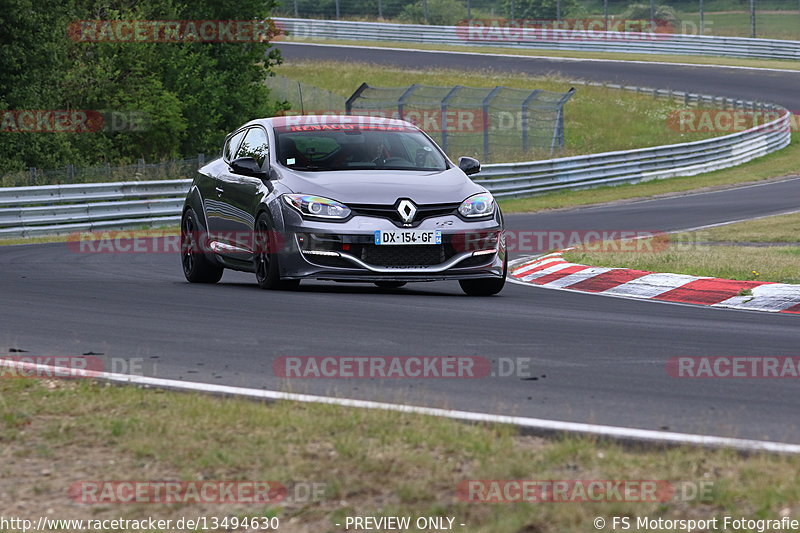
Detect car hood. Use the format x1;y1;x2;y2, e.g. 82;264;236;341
278;167;485;205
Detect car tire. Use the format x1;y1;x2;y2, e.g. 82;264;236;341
374;281;407;289
181;208;223;284
459;255;507;296
254;213;300;291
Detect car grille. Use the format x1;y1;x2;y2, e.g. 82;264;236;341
361;244;447;267
348;202;459;227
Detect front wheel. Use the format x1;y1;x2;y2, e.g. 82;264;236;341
181;208;223;284
254;213;299;291
459;256;507;296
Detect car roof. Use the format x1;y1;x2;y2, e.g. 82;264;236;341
243;115;420;131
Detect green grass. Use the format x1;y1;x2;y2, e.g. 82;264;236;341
676;211;800;243
676;10;800;39
2;377;800;531
563;212;800;284
276;60;718;163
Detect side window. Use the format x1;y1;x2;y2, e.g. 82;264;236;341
236;127;270;168
224;129;247;161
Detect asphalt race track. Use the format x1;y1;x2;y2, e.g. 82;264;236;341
3;46;799;443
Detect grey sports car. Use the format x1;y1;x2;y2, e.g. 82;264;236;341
180;115;506;295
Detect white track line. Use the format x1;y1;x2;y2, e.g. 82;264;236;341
278;41;800;74
4;359;800;454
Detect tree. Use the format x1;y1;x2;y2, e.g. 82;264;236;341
504;0;580;19
0;0;287;174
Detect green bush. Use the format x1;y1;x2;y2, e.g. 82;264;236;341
503;0;581;19
622;3;681;26
399;0;468;25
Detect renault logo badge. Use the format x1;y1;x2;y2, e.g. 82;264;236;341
396;199;417;224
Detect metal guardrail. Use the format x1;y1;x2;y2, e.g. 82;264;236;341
274;18;800;60
0;88;791;238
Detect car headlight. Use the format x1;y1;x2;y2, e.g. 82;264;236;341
458;193;495;218
283;194;351;220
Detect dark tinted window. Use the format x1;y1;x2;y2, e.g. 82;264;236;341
274;123;447;172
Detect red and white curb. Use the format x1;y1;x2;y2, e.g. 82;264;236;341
510;252;800;315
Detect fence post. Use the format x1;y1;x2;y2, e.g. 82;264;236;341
28;167;36;186
424;0;429;23
481;87;503;163
293;0;298;18
750;0;756;38
198;153;205;168
700;0;705;35
604;0;608;31
345;83;370;113
551;88;576;154
396;84;420;121
440;86;462;153
378;0;383;19
521;89;542;153
335;0;340;20
67;164;75;183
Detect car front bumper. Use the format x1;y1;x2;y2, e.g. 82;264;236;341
277;209;506;282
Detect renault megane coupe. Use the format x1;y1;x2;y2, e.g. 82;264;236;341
180;115;506;295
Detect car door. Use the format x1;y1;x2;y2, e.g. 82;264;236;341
205;128;247;243
218;126;271;253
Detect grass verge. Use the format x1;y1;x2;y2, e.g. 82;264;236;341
2;377;800;531
563;212;800;284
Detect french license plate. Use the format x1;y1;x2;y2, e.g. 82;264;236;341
374;229;441;245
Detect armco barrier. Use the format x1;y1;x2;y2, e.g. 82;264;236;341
274;18;800;61
0;89;791;238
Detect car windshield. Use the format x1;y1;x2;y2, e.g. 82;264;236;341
274;123;448;172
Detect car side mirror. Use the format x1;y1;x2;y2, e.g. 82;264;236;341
458;156;481;176
230;156;268;178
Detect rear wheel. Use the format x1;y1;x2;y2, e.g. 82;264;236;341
181;208;223;284
254;213;300;291
459;255;507;296
374;281;407;289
